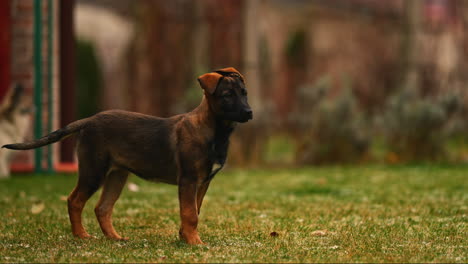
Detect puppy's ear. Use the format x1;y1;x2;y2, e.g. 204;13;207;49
216;67;240;75
198;72;223;94
215;67;245;82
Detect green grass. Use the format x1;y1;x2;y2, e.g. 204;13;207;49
0;166;466;263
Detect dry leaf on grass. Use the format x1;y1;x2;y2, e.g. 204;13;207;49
128;182;140;192
311;230;328;236
31;202;45;214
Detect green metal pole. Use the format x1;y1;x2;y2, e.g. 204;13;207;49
33;0;43;173
47;0;54;173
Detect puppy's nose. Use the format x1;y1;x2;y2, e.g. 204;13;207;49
245;110;253;120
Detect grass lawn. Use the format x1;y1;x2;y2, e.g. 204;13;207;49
0;165;466;263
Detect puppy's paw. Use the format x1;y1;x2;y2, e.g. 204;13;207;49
182;233;204;245
185;237;204;245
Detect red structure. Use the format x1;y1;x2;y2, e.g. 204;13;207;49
1;0;78;173
0;0;11;101
59;0;77;164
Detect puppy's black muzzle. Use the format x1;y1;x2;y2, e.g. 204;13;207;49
239;109;253;123
245;110;253;120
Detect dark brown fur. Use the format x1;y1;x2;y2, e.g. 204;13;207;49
3;67;252;244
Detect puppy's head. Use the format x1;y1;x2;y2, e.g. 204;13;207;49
198;67;253;123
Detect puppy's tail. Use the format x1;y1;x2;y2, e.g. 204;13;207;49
2;118;90;150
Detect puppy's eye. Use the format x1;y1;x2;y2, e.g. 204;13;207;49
222;92;233;97
241;89;247;96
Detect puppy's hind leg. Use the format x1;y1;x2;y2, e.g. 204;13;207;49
68;145;108;239
95;168;129;240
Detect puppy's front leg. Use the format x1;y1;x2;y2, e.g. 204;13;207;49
178;180;203;245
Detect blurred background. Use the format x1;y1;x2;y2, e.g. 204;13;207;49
2;0;468;173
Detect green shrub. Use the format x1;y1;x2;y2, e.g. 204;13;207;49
292;80;369;164
76;39;101;119
380;89;460;162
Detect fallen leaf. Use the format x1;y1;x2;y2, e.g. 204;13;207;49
128;182;140;192
59;196;68;201
311;230;328;236
31;202;45;214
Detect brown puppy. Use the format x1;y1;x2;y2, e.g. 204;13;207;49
3;67;252;245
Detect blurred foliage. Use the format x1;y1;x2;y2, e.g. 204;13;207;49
292;80;369;165
271;83;464;165
285;29;307;64
380;89;461;162
76;39;101;119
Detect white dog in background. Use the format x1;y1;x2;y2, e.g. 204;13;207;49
0;84;32;178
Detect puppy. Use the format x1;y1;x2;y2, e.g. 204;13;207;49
3;67;252;244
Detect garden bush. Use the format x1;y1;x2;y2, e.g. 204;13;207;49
380;89;460;162
292;80;370;165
